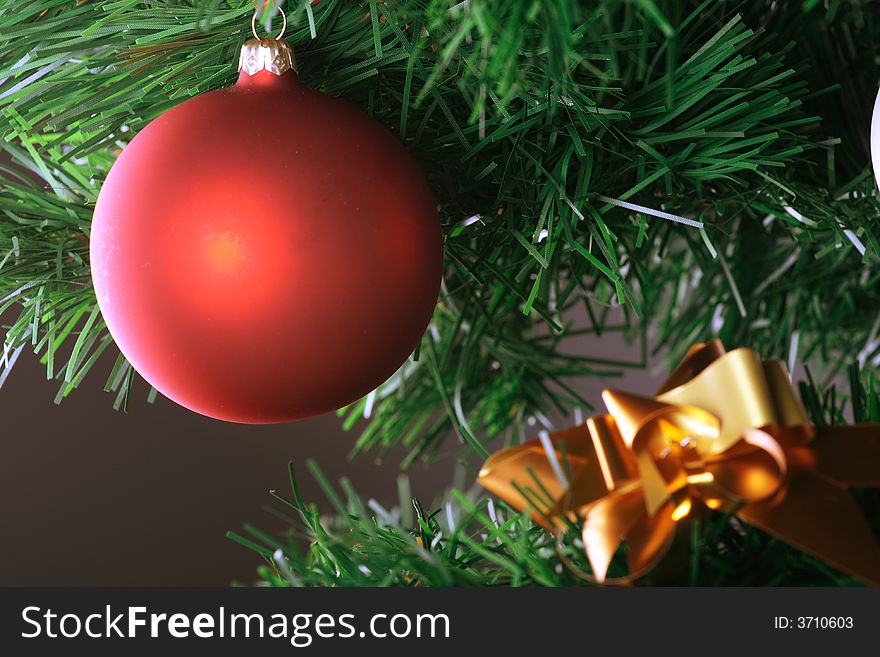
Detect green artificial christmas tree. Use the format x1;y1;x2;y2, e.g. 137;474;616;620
1;0;879;585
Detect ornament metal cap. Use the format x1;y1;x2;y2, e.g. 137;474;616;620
238;38;297;76
238;10;296;76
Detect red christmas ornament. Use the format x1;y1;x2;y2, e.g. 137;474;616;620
90;15;442;423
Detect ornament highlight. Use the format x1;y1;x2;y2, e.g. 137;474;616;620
90;14;442;423
872;88;880;190
478;341;880;585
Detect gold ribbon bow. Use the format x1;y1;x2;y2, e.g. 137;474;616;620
478;341;880;584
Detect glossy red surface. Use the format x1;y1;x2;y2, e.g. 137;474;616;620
91;68;442;423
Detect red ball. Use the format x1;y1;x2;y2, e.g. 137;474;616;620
91;55;442;424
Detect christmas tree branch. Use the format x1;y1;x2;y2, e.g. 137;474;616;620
229;363;878;586
1;1;879;466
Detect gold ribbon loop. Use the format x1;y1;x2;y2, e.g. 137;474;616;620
478;341;880;585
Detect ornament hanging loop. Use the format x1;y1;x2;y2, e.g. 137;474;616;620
252;7;287;40
240;6;296;76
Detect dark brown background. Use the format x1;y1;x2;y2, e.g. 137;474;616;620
0;346;456;586
0;313;651;586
